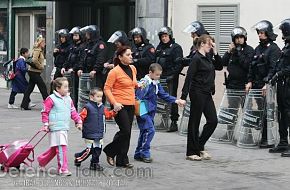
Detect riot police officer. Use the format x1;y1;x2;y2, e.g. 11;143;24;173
268;19;290;155
104;30;130;79
223;27;254;90
78;25;107;89
156;26;183;132
183;21;209;66
130;27;155;80
61;26;85;108
52;29;71;91
245;20;281;148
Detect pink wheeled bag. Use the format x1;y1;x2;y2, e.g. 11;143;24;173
0;130;47;172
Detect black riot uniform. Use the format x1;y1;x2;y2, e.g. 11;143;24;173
182;21;209;67
62;26;85;108
155;26;183;132
222;27;254;90
130;27;155;80
268;19;290;156
79;25;107;89
53;29;71;80
248;20;281;148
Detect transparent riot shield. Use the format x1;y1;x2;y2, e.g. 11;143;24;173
210;89;246;143
266;84;279;145
78;73;96;112
154;79;172;130
63;72;75;103
179;98;191;136
235;89;266;148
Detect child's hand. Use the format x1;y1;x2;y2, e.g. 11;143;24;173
175;99;186;107
41;125;49;132
137;81;145;89
76;123;82;131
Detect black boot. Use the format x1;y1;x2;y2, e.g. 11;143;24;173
269;145;288;153
259;140;275;149
167;121;178;132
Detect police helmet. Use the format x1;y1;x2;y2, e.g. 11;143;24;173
108;30;129;45
183;21;208;36
278;18;290;40
158;26;173;39
81;25;100;41
130;27;147;42
253;20;277;41
231;26;247;42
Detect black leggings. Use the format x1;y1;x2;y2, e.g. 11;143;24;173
103;105;134;166
21;71;48;108
187;90;218;156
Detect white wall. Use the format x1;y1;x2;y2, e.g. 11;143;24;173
170;0;290;56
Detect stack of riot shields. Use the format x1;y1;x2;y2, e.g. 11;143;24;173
179;98;190;136
210;89;246;143
77;73;96;112
235;85;278;148
154;78;172;130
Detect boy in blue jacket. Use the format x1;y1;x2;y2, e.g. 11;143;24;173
74;88;116;171
134;63;186;163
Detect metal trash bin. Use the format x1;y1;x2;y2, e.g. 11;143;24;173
154;78;172;130
179;98;190;136
235;89;266;148
77;73;96;112
210;89;246;143
63;72;75;103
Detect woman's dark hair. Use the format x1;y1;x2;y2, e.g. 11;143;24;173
113;45;131;66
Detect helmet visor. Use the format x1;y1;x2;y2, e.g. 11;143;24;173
108;31;122;43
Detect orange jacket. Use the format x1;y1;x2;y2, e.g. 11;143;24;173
104;65;138;106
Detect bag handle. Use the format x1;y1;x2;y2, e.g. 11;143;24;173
24;130;48;149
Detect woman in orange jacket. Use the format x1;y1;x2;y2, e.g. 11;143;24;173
103;46;138;168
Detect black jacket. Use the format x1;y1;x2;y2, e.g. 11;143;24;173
181;51;223;99
248;40;281;88
63;41;85;71
53;42;71;68
155;40;183;77
79;39;107;73
132;42;155;80
222;43;255;89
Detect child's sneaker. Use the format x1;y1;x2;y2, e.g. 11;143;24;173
142;157;153;163
74;159;81;167
90;163;104;171
8;104;19;109
59;170;72;176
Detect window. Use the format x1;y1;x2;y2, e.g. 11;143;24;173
0;10;7;64
198;5;239;55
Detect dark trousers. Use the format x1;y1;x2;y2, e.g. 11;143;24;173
8;91;17;105
21;71;48;108
103;105;134;166
50;67;63;94
277;83;290;146
75;146;102;164
187;90;218;156
164;74;179;121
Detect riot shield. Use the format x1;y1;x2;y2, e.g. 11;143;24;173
154;78;172;130
236;89;266;148
77;73;96;112
265;84;279;145
210;89;246;143
179;98;191;136
63;72;75;104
